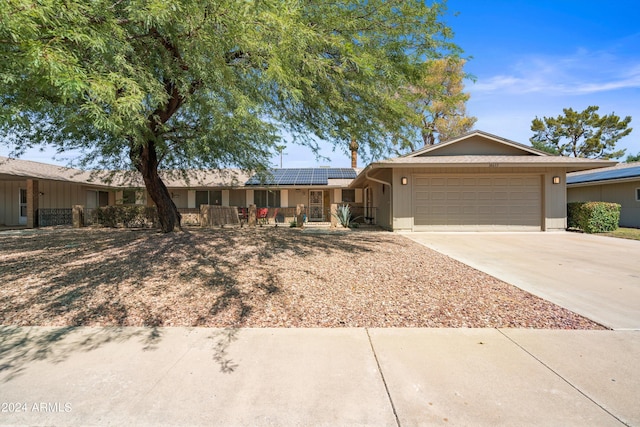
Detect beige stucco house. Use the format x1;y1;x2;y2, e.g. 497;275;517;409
1;130;614;230
567;162;640;228
349;131;613;231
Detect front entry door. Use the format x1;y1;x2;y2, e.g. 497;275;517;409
18;188;27;225
309;190;324;221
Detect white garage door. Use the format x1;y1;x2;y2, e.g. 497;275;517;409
413;175;541;231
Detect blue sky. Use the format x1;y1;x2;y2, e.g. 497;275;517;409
3;0;639;168
283;0;640;167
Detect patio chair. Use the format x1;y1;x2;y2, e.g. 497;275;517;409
257;207;269;225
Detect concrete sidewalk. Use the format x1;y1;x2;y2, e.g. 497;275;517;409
0;327;638;426
403;232;640;330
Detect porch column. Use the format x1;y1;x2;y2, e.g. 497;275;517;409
330;203;338;228
248;204;257;227
72;205;85;228
296;204;305;228
26;179;39;228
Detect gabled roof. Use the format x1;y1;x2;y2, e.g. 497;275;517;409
245;168;358;186
405;130;551;158
567;162;640;186
349;130;615;188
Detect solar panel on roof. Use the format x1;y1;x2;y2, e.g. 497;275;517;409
568;166;640;184
245;167;357;186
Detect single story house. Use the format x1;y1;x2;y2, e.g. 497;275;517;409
1;130;613;231
349;131;613;231
0;156;362;227
567;162;640;228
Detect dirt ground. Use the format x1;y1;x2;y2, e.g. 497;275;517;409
0;227;604;329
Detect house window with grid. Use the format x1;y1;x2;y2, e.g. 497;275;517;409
254;190;280;207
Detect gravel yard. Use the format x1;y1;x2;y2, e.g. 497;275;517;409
0;227;604;329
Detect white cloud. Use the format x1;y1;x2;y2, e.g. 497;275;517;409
471;49;640;96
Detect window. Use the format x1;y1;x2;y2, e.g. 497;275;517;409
88;190;110;208
98;191;109;207
254;190;280;207
195;190;223;208
195;191;208;208
210;190;222;206
342;189;355;203
122;189;137;205
636;188;640;201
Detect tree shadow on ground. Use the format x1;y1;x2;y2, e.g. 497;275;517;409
0;226;396;374
0;226;387;327
0;326;163;383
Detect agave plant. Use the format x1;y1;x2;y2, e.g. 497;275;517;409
332;204;361;228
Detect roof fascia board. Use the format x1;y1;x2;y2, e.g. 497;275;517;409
568;176;640;187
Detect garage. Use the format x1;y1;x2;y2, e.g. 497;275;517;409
413;174;542;231
348;130;614;232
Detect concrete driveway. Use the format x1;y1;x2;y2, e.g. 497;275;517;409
403;232;640;330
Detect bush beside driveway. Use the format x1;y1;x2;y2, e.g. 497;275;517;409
0;228;603;329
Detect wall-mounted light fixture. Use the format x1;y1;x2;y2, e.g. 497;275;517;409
401;177;408;185
552;176;561;184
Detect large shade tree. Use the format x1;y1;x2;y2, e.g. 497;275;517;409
1;0;461;232
530;106;632;160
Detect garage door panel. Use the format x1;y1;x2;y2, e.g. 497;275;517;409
413;174;541;231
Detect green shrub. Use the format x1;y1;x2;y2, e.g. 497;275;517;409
92;206;159;228
567;201;620;233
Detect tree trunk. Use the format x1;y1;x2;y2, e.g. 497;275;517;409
131;141;181;233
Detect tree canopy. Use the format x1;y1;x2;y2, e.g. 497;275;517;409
408;57;476;151
1;0;461;232
530;106;632;159
625;152;640;163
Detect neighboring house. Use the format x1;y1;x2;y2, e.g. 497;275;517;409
0;130;614;231
349;131;613;231
0;157;115;227
567;162;640;228
0;156;361;226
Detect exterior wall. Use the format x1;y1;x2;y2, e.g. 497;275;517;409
1;179;114;226
367;169;392;229
288;188;309;207
39;180;97;208
568;180;640;228
390;166;568;232
542;170;567;231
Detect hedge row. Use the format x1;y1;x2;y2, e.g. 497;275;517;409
567;202;620;233
91;205;159;228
